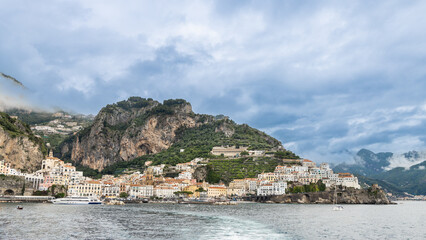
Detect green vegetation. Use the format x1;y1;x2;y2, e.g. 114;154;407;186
76;164;102;179
0;112;29;137
205;157;283;184
21;182;26;195
373;161;426;195
287;181;326;193
101;119;287;175
101;98;187;130
119;192;129;198
53;97;296;181
104;97;153;112
49;184;67;197
173;191;193;195
41;133;69;150
33;190;49;196
274;150;300;159
4;109;57;125
0;112;48;156
0;174;22;181
55;192;66;198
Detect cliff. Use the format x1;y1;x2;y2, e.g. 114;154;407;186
0;112;46;172
269;186;391;204
60;97;283;171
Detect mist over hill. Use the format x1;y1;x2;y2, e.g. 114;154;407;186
334;149;426;195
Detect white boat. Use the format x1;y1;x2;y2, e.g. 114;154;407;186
50;196;102;205
332;205;344;211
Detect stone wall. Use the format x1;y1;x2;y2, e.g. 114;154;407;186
0;175;34;196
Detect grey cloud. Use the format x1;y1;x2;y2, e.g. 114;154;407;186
1;1;426;163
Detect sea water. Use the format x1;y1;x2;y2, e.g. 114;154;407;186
0;201;425;239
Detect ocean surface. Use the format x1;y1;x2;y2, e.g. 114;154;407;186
0;201;425;240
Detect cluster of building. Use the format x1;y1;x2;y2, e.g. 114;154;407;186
26;111;91;136
1;147;360;199
1;152;84;191
31;119;83;135
257;159;361;190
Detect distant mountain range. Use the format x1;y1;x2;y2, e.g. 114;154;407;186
334;149;426;196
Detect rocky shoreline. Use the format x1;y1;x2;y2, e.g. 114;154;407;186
262;186;393;204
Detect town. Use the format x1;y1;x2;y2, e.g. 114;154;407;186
0;146;361;203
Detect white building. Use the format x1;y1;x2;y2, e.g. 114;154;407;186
154;185;178;198
257;181;287;196
129;185;154;198
177;171;193;180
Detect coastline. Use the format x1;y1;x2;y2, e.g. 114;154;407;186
267;187;392;204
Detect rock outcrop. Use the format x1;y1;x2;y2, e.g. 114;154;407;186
61;98;212;171
0;112;45;172
269;186;391;204
60;97;283;171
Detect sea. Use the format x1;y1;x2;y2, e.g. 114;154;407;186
0;201;425;240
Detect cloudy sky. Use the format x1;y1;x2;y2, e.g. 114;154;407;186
1;0;426;163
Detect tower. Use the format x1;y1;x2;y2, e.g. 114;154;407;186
146;167;154;185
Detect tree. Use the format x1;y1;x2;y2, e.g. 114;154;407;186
240;151;249;156
274;150;300;159
119;192;129;198
55;193;65;198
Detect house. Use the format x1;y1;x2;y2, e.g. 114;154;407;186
301;159;316;168
210;146;249;157
207;186;227;198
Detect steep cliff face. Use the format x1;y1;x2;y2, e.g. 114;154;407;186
0;112;46;172
61;98;210;170
61;97;284;172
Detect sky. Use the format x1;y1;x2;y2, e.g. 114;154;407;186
1;0;426;163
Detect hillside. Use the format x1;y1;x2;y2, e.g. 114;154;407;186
59;97;285;172
5;108;93;150
374;161;426;195
0;112;46;172
203;156;296;184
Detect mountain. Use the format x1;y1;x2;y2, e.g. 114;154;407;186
374;161;426;195
333;149;392;176
59;97;284;171
334;149;426;195
0;112;46;172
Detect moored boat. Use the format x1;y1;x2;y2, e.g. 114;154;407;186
50;196;102;205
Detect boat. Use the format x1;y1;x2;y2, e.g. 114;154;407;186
17;205;23;210
50;196;102;205
332;205;344;211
